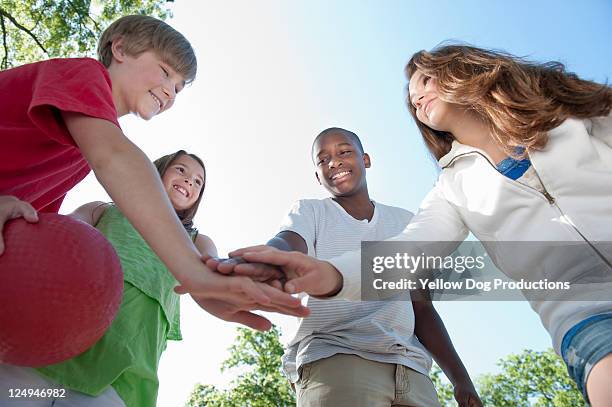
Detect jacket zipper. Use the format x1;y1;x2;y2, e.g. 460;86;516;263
443;150;612;269
529;156;612;269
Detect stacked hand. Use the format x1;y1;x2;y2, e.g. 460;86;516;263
205;245;343;297
175;261;311;331
201;244;343;330
453;381;483;407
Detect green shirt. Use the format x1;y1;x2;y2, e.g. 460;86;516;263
37;205;187;407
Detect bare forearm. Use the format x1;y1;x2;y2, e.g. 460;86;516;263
92;142;201;282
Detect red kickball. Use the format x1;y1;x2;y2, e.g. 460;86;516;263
0;213;123;367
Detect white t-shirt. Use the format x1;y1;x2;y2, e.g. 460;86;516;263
279;198;432;382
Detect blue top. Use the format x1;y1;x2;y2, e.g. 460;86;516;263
497;147;531;180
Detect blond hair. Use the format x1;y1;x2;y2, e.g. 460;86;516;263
97;15;197;84
406;44;612;160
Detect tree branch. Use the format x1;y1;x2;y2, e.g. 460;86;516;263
65;0;97;42
66;0;100;32
0;14;7;70
0;6;48;55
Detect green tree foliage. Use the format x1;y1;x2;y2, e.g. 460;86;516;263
187;328;583;407
0;0;170;69
433;349;583;406
477;349;583;407
430;364;456;405
186;327;295;407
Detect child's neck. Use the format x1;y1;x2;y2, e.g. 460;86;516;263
107;66;128;117
332;189;374;221
450;110;508;164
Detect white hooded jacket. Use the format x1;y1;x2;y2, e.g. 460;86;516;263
330;114;612;353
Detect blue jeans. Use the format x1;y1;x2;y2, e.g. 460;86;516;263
561;313;612;402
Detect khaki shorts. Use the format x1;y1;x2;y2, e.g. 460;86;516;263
294;353;442;407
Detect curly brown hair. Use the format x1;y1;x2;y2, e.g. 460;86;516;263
405;44;612;160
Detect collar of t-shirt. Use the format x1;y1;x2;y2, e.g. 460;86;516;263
328;198;378;225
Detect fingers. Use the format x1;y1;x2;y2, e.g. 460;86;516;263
191;295;275;331
203;256;237;274
217;257;244;274
229;311;273;331
232;276;271;305
240;247;297;268
456;392;468;407
269;279;284;290
233;262;284;281
20;203;39;223
0;197;38;256
470;395;483;407
284;272;322;294
253;303;310;318
201;254;216;263
258;283;302;308
241;249;341;296
228;245;269;258
0;198;38;224
176;267;272;305
456;392;482;407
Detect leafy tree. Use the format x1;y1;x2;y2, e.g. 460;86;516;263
0;0;170;69
188;329;584;407
186;326;295;407
434;349;583;406
430;364;456;405
477;349;583;407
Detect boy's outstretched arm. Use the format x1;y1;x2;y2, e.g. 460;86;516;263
62;112;288;310
0;195;39;255
411;290;482;407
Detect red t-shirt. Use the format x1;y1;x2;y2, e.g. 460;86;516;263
0;58;120;212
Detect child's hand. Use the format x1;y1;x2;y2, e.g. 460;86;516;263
190;282;310;331
190;296;274;330
203;252;284;282
174;251;313;327
202;255;238;274
453;381;483;407
232;246;344;297
0;195;38;255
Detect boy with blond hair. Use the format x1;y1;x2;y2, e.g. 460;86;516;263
0;15;306;405
0;15;303;327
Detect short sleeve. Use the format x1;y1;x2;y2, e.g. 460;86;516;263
278;200;318;256
28;58;119;146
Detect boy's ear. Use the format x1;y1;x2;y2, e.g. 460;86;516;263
110;37;126;62
315;171;322;185
363;153;371;168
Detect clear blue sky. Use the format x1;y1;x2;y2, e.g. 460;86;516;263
64;0;612;403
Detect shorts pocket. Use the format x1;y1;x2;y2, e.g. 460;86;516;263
297;364;312;389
